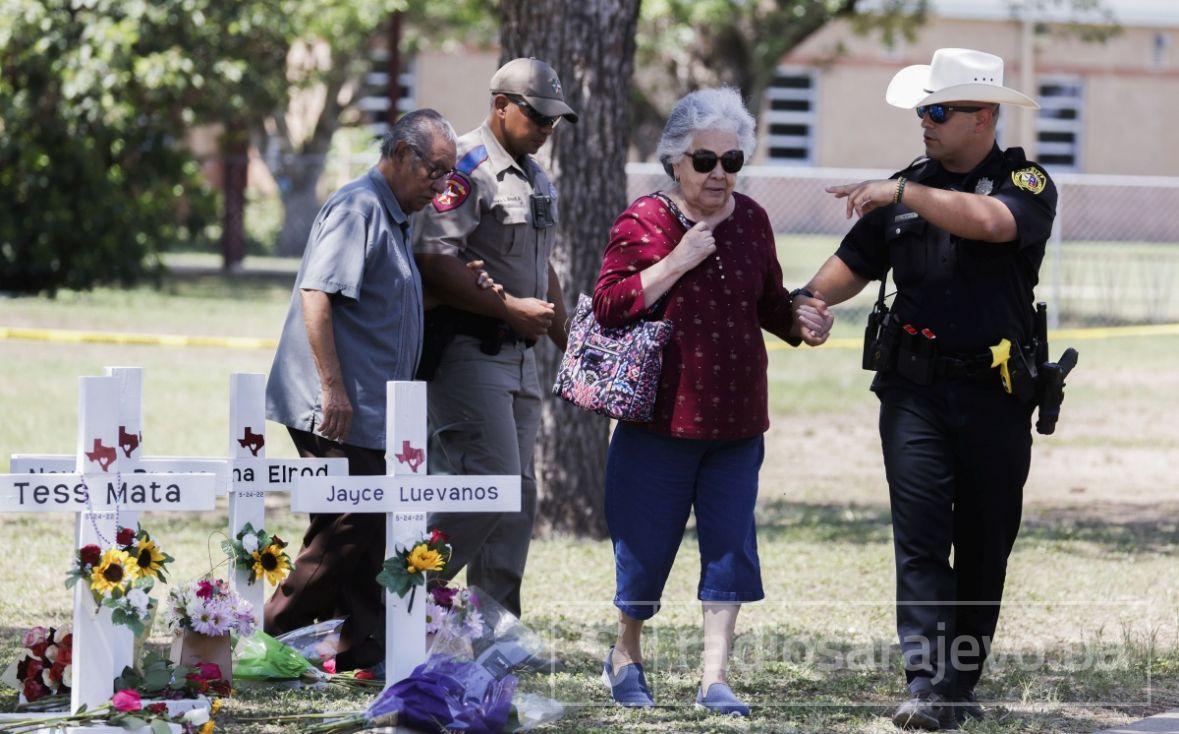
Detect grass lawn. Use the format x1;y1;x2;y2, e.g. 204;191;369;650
0;268;1175;733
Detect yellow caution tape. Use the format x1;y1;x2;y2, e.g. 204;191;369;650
1;321;1177;352
989;338;1013;394
0;326;277;350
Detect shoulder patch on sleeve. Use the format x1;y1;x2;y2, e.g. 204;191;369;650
456;145;489;175
432;172;472;212
1011;166;1048;195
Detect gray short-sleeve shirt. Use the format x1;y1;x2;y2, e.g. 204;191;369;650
266;167;424;450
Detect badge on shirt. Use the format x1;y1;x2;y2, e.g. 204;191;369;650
1011;167;1047;195
433;172;472;212
975;177;994;196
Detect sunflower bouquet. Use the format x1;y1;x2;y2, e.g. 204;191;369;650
64;525;173;636
220;522;293;586
376;529;451;614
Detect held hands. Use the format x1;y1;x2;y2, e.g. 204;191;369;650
826;180;900;219
318;383;354;442
792;291;835;346
666;221;716;274
505;295;556;341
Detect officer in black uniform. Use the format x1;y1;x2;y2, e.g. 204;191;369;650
791;49;1057;730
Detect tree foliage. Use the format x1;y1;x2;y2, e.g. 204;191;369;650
0;0;286;294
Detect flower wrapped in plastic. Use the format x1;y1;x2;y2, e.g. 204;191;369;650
257;586;563;733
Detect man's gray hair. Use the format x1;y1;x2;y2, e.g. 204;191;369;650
657;88;757;178
379;109;457;159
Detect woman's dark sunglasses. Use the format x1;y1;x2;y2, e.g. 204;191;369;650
689;149;744;174
506;95;561;128
915;104;988;124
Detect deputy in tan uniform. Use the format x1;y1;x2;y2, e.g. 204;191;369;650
412;58;577;617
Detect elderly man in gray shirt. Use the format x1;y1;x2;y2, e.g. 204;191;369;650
264;109;491;674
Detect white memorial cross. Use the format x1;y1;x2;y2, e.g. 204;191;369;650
0;376;218;731
224;373;349;625
10;369;351;629
291;381;521;685
11;367;231;495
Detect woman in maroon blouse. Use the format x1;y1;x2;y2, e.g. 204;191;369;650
594;88;832;715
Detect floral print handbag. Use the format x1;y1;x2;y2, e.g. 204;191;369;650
552;293;673;422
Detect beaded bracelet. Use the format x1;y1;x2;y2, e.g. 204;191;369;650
893;176;907;204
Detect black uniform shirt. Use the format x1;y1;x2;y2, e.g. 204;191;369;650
836;145;1057;354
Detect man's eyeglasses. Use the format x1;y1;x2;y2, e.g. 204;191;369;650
506;95;562;129
408;145;454;181
688;149;744;174
916;104;991;124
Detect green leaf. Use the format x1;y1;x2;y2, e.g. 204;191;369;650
149;719;171;734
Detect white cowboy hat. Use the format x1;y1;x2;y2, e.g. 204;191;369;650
885;48;1040;110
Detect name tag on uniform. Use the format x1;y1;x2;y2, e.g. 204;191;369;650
894;212;919;223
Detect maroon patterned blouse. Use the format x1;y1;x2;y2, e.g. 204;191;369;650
592;192;797;440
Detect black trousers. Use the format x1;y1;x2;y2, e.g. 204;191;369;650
263;427;386;672
876;374;1033;695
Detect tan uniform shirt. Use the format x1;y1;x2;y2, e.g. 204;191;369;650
412;122;557;301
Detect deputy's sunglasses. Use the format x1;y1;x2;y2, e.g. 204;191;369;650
915;104;989;124
408;144;454;181
689;149;745;174
505;94;562;128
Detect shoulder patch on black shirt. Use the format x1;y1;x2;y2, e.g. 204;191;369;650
1011;166;1048;195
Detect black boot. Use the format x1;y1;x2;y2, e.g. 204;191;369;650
892;690;957;730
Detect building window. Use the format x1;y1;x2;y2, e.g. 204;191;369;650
359;54;416;134
764;68;816;165
1036;75;1082;171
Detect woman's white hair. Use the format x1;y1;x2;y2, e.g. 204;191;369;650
656;87;757;178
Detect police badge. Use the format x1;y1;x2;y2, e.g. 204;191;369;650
975;177;994;196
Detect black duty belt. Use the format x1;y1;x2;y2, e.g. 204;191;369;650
933;352;994;380
452;311;535;352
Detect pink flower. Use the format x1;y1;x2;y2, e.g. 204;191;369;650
195;580;215;599
195;662;222;681
322;658;336;674
355;669;375;680
21;627;48;649
111;689;141;712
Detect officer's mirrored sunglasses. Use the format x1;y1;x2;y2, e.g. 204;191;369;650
505;95;562;129
915;104;989;124
408;144;455;181
688;149;744;174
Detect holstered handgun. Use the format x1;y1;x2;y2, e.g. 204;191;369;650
1032;302;1079;435
862;276;898;373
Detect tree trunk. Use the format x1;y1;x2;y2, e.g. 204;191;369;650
500;0;641;539
275;153;328;257
220;120;249;270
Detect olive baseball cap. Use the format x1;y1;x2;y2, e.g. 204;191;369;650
490;57;579;123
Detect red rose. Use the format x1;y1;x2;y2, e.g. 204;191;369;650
116;527;136;547
23;677;47;702
195;662;222;681
20;658;44;682
354;669;375;680
146;703;168;715
429;529;448;545
79;545;102;567
57;644;72;665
